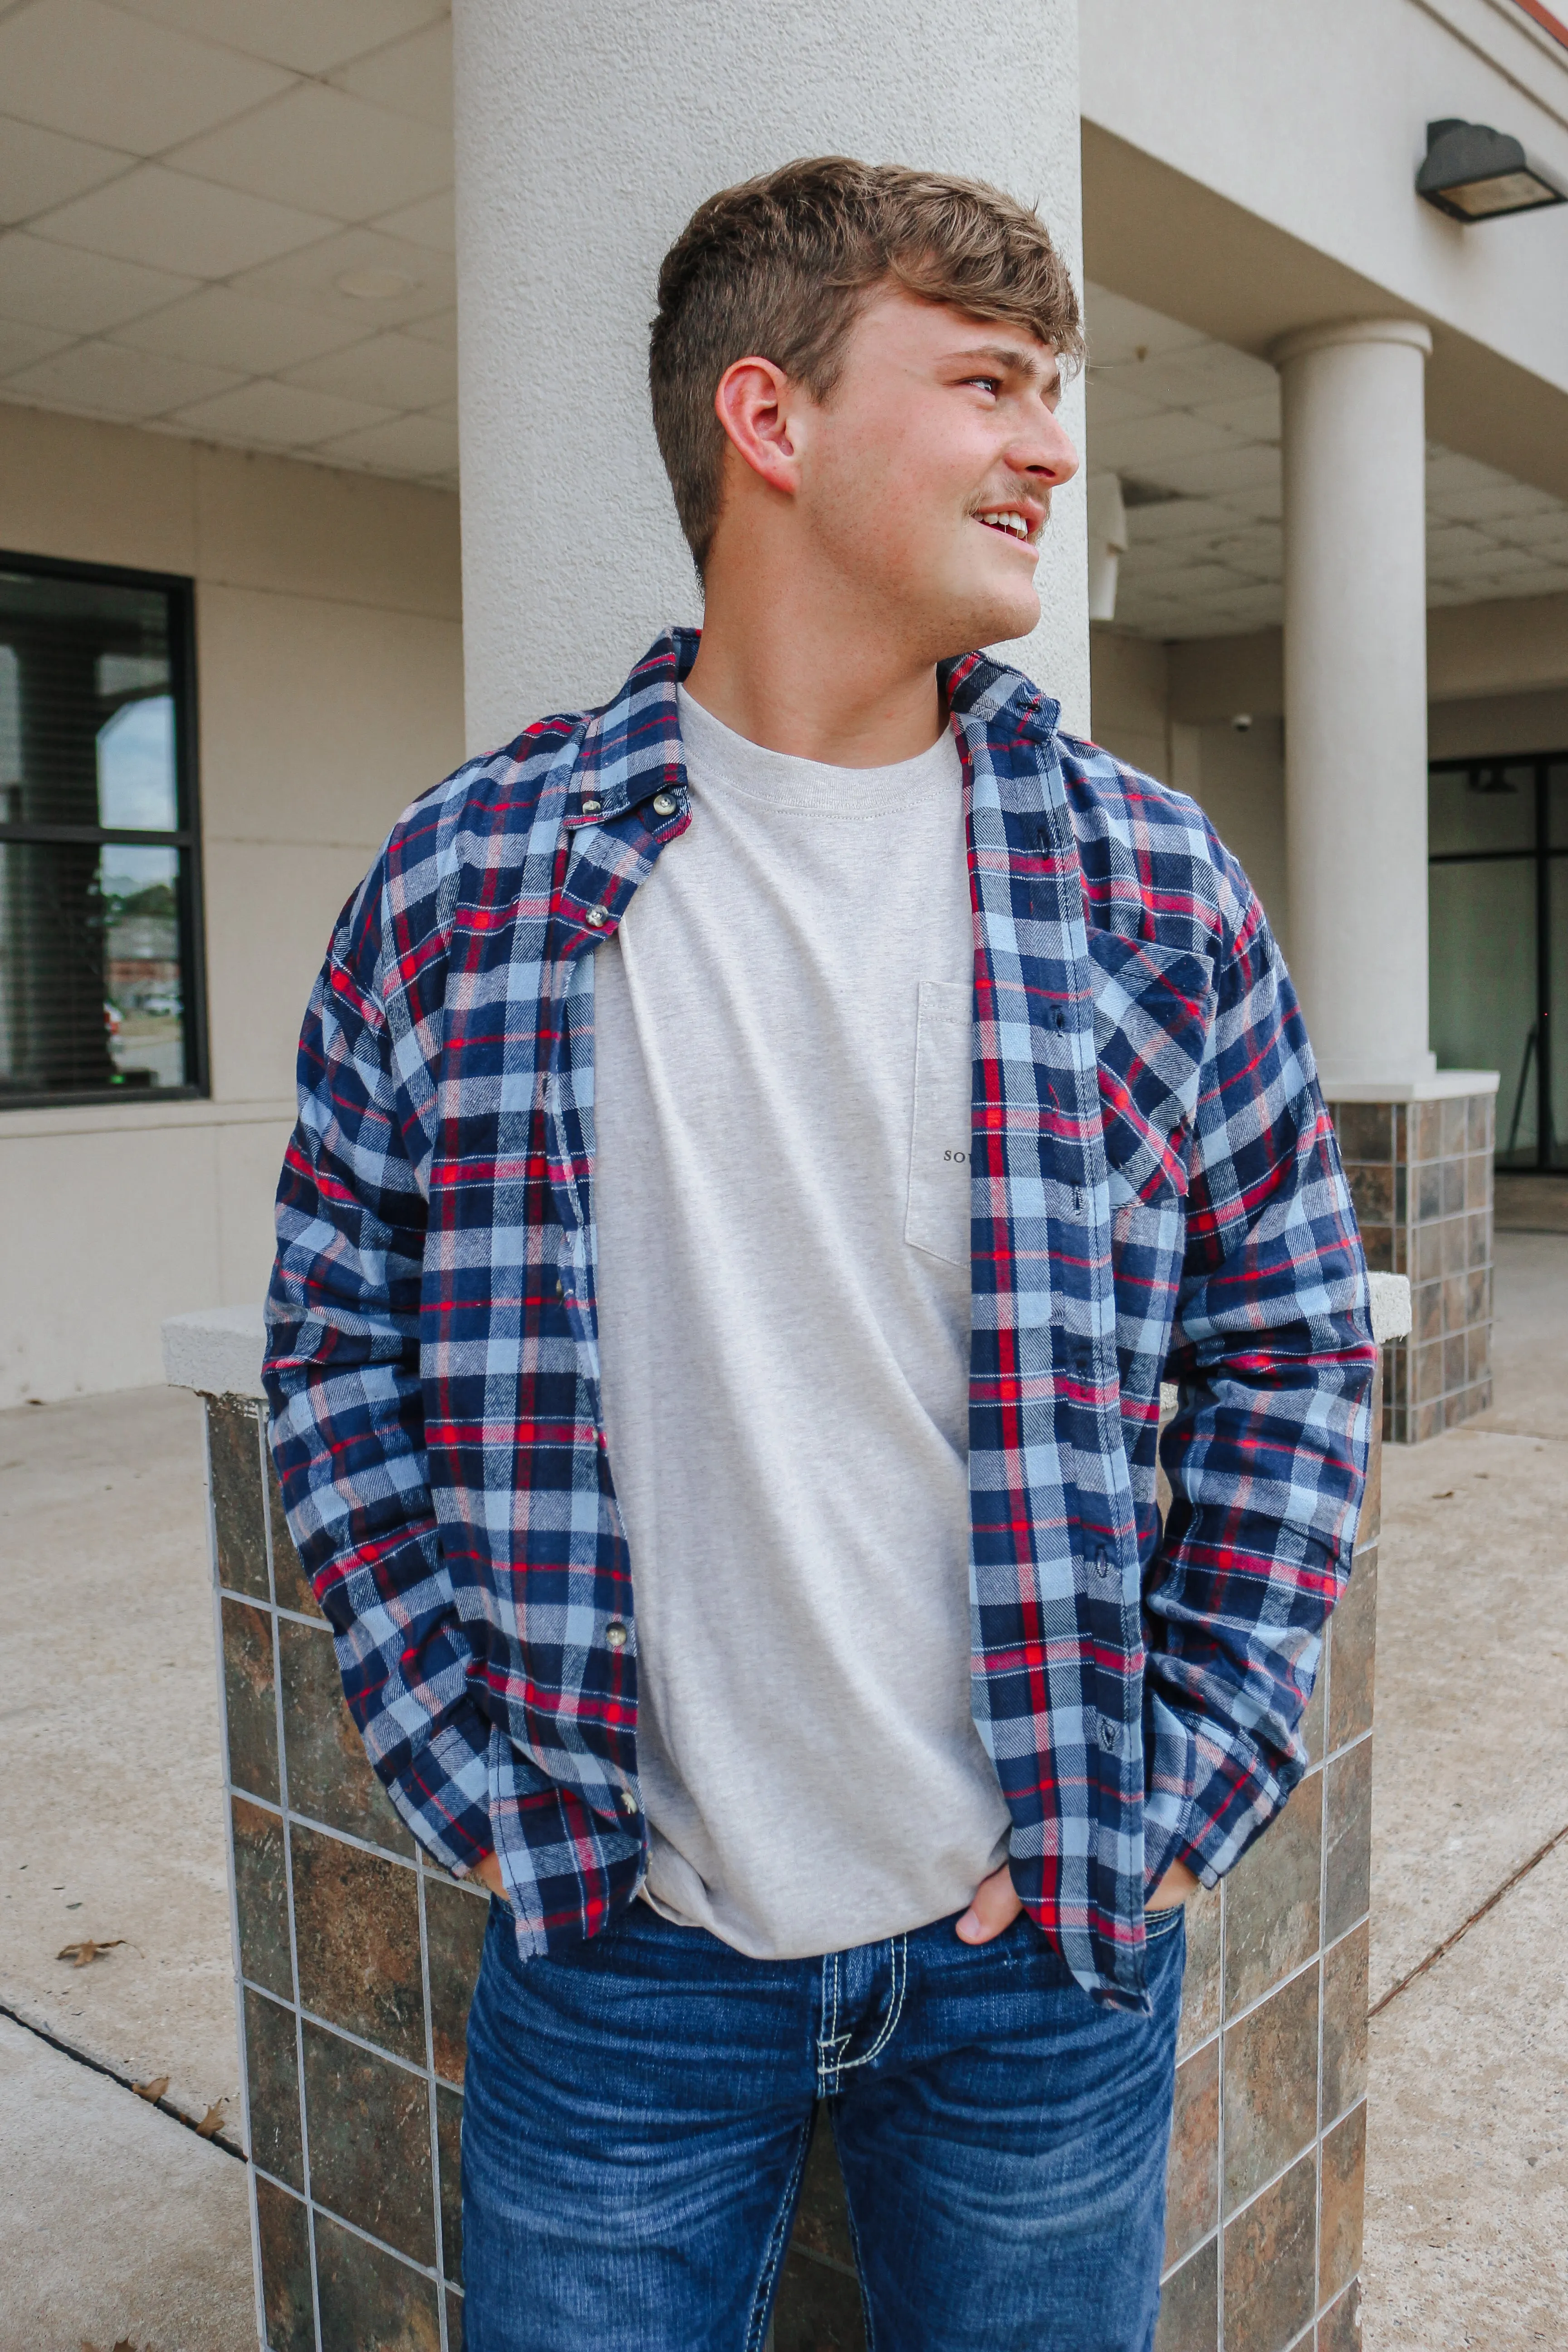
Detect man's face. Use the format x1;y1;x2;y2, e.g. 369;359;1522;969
791;286;1080;657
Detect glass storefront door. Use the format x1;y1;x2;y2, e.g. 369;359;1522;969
1429;756;1568;1170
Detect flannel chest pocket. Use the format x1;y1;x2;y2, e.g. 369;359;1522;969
1088;932;1215;1208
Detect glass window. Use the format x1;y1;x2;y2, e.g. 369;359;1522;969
1428;762;1535;857
0;555;203;1106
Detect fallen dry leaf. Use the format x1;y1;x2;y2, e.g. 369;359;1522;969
132;2075;169;2103
195;2101;227;2138
57;1938;125;1968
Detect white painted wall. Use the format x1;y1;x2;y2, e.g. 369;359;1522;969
1081;0;1568;402
0;406;464;1406
451;0;1089;753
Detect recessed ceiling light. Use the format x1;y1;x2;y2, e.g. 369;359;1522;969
335;268;417;301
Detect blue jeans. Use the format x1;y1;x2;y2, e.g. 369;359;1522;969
462;1895;1185;2352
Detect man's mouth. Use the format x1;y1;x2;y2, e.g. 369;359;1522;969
974;507;1040;545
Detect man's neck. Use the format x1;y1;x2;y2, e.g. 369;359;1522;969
682;591;946;769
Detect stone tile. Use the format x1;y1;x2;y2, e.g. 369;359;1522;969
789;2108;857;2271
1155;2234;1217;2352
244;1984;303;2192
255;2174;315;2352
1440;1269;1467;1335
314;2208;443;2352
1442;1332;1466;1396
301;2019;435;2269
1465;1263;1488;1325
1222;1773;1322;2017
1321;1921;1368;2126
437;2082;463;2287
231;1793;292;2000
1317;2278;1362;2352
268;1448;326;1620
1298;1650;1325;1767
221;1594;279;1805
1222;1965;1319;2215
1222;2150;1316;2352
1412;1336;1441;1404
290;1823;425;2064
1440;1155;1465;1217
1165;2038;1219;2268
1416;1161;1442;1223
1413;1100;1442;1163
1357;1221;1392;1273
1465;1148;1489;1209
1411;1220;1440;1285
1329;1103;1392;1164
1177;1878;1221;2058
425;1869;489;2087
1318;2101;1366;2307
1358;1370;1382;1546
1393;1163;1408;1224
1440;1094;1468;1157
279;1615;413;1855
1413;1279;1442;1345
1466;1322;1490;1382
773;2248;867;2351
1327;1546;1375;1754
1324;1739;1372;1945
1413;1397;1441;1444
1345;1161;1392;1227
209;1396;269;1600
447;2286;465;2352
1467;1208;1490;1270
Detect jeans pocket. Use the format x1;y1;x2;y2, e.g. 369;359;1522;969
1143;1902;1186;1943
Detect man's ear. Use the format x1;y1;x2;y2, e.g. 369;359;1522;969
713;355;803;498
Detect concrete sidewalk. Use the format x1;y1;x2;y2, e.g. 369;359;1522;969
1;1226;1565;2349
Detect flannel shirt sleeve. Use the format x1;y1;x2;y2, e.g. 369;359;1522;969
262;857;495;1877
1141;891;1375;1895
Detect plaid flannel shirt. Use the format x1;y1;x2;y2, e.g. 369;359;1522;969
265;627;1373;2011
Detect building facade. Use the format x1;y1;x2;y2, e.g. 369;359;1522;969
1;0;1565;1426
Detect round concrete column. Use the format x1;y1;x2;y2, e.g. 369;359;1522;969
1276;318;1434;1086
451;0;1088;755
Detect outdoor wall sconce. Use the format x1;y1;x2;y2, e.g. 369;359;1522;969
1416;118;1566;220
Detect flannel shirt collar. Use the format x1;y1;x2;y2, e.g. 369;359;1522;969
558;626;1063;834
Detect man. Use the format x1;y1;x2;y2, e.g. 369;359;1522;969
265;158;1372;2352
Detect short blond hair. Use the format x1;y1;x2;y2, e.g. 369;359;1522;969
649;156;1083;576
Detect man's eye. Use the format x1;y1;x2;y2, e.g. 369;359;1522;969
965;376;1002;396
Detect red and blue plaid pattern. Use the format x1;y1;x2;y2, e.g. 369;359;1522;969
265;628;1372;2009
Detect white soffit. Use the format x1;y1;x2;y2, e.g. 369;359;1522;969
0;0;458;487
1085;281;1568;642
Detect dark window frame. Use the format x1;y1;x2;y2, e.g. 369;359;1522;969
0;544;208;1111
1429;749;1567;1174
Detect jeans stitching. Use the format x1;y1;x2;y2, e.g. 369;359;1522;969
742;2111;815;2352
833;1935;908;2076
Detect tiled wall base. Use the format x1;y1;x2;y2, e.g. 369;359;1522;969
206;1386;1378;2352
1328;1092;1494;1443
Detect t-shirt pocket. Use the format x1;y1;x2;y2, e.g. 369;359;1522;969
905;979;972;1268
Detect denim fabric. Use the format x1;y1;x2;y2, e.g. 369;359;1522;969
461;1894;1186;2351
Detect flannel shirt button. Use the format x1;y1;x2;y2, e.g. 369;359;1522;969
618;1788;638;1814
581;796;602;814
585;905;608;929
605;1620;628;1651
555;1277;565;1299
652;791;677;817
1095;1548;1110;1578
1098;1720;1117;1751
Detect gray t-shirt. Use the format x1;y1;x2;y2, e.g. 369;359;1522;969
592;686;1011;1960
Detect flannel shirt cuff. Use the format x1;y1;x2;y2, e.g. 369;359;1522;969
380;1711;496;1877
1142;1700;1293;1899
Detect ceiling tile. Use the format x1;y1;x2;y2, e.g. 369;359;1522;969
30;162;337;278
1088;408;1237;474
372;189;454;253
315;410;458;475
0;228;193;329
1213;479;1283;523
333;17;453;128
1082;281;1207;368
0;0;292;152
1126;496;1241;543
282;328;454;408
1432;481;1562;525
1084;374;1161;431
1493;510;1568;551
1129;342;1274;409
172;376;397;447
0;314;70;369
0;332;238;414
1191;389;1281;441
1424;448;1504;495
111;283;374;371
120;0;449;77
1205;531;1283;581
0;113;132;225
230;225;453;325
168;82;450;223
1147;442;1281;499
401;305;455;347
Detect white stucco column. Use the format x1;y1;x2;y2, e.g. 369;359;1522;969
1276;318;1434;1087
451;0;1088;756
